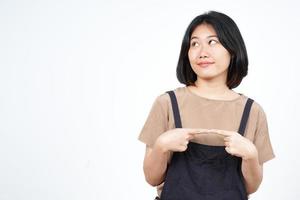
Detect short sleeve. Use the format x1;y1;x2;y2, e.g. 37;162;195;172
253;107;275;164
138;95;169;147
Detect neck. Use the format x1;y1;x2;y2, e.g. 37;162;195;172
192;77;232;98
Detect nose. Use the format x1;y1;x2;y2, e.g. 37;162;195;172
198;44;209;59
199;54;208;59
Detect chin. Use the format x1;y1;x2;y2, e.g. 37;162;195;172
197;74;217;80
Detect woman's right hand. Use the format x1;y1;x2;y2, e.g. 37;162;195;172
144;128;208;186
154;128;204;153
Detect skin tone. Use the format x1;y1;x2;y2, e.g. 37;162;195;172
143;23;263;195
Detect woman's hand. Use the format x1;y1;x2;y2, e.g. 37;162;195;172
209;129;258;160
154;128;205;153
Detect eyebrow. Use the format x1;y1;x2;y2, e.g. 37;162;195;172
190;35;218;40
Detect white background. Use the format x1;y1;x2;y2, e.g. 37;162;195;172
0;0;299;199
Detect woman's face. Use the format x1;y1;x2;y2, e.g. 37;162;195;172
188;23;231;82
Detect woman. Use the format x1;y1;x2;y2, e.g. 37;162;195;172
138;11;275;200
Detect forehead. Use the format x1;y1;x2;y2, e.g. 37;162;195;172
191;23;217;39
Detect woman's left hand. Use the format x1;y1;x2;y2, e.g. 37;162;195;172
208;129;258;160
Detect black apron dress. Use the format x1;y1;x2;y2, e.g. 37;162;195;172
159;90;254;200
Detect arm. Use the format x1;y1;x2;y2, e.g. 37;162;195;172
142;128;200;186
209;129;264;195
241;149;263;194
143;144;170;186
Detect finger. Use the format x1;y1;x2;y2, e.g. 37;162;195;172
225;146;232;154
186;134;195;140
224;141;230;147
213;129;232;136
187;131;197;136
204;129;222;134
225;147;239;156
199;128;212;133
191;128;210;134
181;144;188;151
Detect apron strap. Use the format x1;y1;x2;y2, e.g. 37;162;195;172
166;90;254;136
166;91;182;128
238;98;254;136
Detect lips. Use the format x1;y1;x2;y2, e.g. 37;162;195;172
196;61;215;68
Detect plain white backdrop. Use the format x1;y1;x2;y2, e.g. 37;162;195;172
0;0;299;199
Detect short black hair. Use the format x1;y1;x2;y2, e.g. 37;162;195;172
176;11;248;89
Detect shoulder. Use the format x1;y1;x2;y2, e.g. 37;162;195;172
250;98;266;116
242;94;268;122
153;86;186;106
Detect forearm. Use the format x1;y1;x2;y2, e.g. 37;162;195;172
241;153;263;194
143;144;169;186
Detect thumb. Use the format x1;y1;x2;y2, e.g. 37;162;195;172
187;133;195;140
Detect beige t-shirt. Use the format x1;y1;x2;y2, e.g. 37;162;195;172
138;86;275;195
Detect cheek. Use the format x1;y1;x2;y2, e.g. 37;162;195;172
188;49;197;62
188;50;193;61
214;49;231;66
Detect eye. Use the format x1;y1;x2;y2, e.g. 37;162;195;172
191;41;199;47
208;39;218;45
